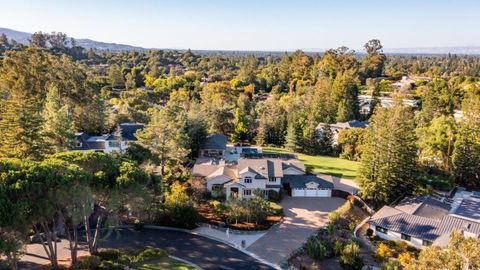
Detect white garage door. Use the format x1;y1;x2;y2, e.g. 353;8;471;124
292;188;331;197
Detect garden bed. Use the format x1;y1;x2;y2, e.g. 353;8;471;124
196;200;283;231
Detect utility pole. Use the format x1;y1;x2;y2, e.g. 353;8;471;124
446;131;453;172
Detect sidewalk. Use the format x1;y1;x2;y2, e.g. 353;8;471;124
192;224;266;248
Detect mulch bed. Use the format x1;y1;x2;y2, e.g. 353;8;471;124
196;203;282;231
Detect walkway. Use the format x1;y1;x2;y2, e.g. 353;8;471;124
247;197;345;265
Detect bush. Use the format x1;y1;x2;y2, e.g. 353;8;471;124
76;255;101;270
328;211;341;224
159;204;199;229
380;260;402;270
96;249;123;261
305;237;331;260
339;242;364;270
132;247;168;263
267;189;284;202
268;202;283;215
134;219;145;230
98;260;125;270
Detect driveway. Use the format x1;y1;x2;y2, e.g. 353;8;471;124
18;228;275;270
247;196;345;265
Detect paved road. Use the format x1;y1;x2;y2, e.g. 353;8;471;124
98;228;274;270
17;228;274;270
247;196;345;265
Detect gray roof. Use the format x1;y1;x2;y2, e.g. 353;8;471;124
317;120;369;130
118;123;144;141
369;196;480;242
203;134;228;150
454;199;480;221
282;174;334;189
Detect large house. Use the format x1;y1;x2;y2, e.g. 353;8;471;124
368;188;480;249
75;123;144;153
192;153;333;199
317;120;369;145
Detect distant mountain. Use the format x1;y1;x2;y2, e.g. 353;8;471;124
2;27;480;55
0;27;150;52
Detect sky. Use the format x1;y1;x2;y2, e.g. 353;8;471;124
0;0;479;51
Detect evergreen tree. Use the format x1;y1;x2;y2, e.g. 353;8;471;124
285;117;302;152
358;102;417;206
43;85;76;154
452;120;480;189
0;90;46;160
318;123;334;155
232;108;249;143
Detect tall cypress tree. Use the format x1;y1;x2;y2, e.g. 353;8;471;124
358;102;417;206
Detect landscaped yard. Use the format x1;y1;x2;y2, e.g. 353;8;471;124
262;147;359;180
138;257;198;270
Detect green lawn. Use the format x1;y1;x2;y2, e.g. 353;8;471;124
262;146;359;180
137;257;198;270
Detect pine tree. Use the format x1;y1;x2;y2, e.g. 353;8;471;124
0;91;46;160
43;85;76;154
231;108;249;144
285;117;302;152
357;102;417;206
318;123;334;155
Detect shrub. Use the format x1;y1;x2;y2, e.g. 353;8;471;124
339;242;364;270
267;189;284;202
76;255;101;270
397;252;413;267
160;204;199;229
377;243;394;260
268;202;283;215
333;240;344;256
134;219;145;230
98;260;125;270
328;211;341;224
305;237;331;260
380;260;402;270
96;249;122;261
132;247;168;263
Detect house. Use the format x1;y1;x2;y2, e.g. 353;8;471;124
74;123;144;153
192;154;333;199
317;120;369;144
368;189;480;249
200;134;228;158
358;95;419;116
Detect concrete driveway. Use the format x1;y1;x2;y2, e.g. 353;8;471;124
247;196;345;265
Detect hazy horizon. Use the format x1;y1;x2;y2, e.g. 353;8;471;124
1;0;479;52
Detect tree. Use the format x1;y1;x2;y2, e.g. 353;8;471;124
136;104;190;175
362;39;387;79
109;64;125;89
43;84;76;154
358;102;417;206
285;116;302;152
231;95;254;143
0;89;46;160
338;128;365;161
416;115;456;171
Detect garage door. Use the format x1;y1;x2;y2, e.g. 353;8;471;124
292;188;331;197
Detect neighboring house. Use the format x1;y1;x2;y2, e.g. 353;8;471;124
74;123;144;153
192;154;333;199
317;120;369;144
368;189;480;249
200;134;228;158
358;95;419;116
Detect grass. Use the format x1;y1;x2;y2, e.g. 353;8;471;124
262;146;359;180
137;257;198;270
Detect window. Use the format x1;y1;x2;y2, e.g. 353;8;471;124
212;184;223;192
401;233;411;241
76;141;82;147
109;141;120;147
269;177;276;182
376;226;388;234
244;177;252;184
243;189;252;196
422;240;432;246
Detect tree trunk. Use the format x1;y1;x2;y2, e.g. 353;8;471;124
6;253;18;270
91;212;103;254
83;204;93;254
40;222;59;269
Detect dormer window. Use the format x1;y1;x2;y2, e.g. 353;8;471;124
244;177;252;184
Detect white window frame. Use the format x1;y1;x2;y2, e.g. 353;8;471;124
244;177;252;184
269;177;276;182
243;189;252;196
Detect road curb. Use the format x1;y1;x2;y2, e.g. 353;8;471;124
169;255;204;270
144;225;281;270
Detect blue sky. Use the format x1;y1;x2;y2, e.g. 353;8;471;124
0;0;479;51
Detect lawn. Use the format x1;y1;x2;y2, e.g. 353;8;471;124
138;257;198;270
262;146;359;180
